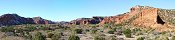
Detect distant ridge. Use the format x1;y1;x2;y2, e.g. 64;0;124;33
0;14;55;26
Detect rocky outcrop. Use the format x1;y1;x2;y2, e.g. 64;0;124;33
99;6;158;26
70;16;104;25
0;14;55;26
98;5;175;31
0;14;35;26
128;6;159;27
68;5;175;31
33;17;55;24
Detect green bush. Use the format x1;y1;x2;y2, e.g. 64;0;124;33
46;33;54;38
68;35;80;40
91;29;97;34
0;27;14;32
51;33;61;40
166;37;169;40
108;30;115;34
156;36;169;40
33;32;45;40
123;29;132;38
104;24;109;28
40;26;49;30
24;26;37;32
24;32;32;39
111;37;116;40
137;37;144;40
94;36;105;40
15;28;23;33
172;36;175;40
85;29;90;32
74;29;83;34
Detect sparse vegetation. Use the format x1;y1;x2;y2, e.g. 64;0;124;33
74;29;83;34
51;33;62;40
172;36;175;40
0;26;14;32
94;36;105;40
91;29;97;34
123;29;132;38
46;33;54;38
68;35;80;40
33;32;45;40
137;37;144;40
108;30;115;34
0;23;173;40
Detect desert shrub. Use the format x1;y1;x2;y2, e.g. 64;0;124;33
94;36;105;40
51;33;61;40
156;36;169;40
135;32;143;36
115;24;123;27
24;26;37;32
33;32;45;40
111;37;116;40
137;37;144;40
89;24;98;27
104;24;109;28
125;33;131;38
68;35;80;40
111;27;117;31
15;28;23;33
99;34;106;36
172;36;175;40
164;37;169;40
161;31;166;35
132;28;141;34
0;26;14;32
115;25;122;29
24;32;32;39
123;29;132;38
85;29;90;32
40;26;50;30
91;29;97;34
166;37;169;40
133;28;141;32
108;30;115;34
74;29;83;34
46;33;54;38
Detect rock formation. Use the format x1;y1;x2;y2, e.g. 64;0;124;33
69;5;175;31
0;14;55;26
70;16;104;25
33;17;55;24
98;5;175;31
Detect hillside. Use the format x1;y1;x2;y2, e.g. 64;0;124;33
0;14;55;26
70;5;175;31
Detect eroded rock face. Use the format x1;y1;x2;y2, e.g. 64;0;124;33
100;6;160;27
0;14;55;26
70;16;104;25
98;5;175;31
130;6;159;27
68;5;175;30
0;14;35;26
32;17;55;24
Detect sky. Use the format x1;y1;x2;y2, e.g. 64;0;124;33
0;0;175;21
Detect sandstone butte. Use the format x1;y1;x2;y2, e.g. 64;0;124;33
70;5;175;31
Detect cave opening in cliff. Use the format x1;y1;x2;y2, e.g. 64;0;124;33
156;15;165;25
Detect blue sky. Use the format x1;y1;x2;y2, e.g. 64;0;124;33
0;0;174;21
